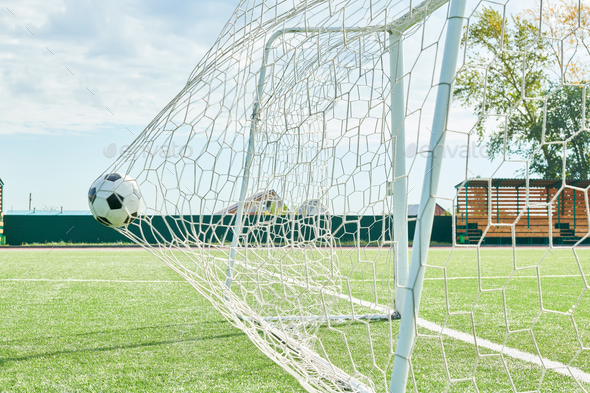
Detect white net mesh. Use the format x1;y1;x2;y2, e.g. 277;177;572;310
99;0;590;391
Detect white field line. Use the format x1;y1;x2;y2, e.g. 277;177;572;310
340;292;590;384
0;275;580;283
8;268;588;383
4;276;577;283
347;274;581;282
0;278;187;283
423;274;582;280
417;317;590;384
319;285;590;384
238;263;590;383
232;261;590;384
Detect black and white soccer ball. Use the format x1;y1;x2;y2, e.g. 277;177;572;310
88;173;143;227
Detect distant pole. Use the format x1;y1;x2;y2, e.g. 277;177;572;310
390;31;409;315
29;193;32;211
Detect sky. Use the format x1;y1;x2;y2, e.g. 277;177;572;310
0;0;234;211
0;0;517;214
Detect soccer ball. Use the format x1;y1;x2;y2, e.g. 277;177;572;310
88;173;143;227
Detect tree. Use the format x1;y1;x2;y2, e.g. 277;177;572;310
453;4;590;179
524;0;590;82
529;84;590;178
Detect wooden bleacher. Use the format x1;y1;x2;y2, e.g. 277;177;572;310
455;179;590;244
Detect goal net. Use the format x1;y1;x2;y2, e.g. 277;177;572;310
101;0;590;391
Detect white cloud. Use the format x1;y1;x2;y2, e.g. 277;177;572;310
0;0;235;210
0;0;231;136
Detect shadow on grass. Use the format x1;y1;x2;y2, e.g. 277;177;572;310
67;319;230;337
0;332;244;364
1;320;230;344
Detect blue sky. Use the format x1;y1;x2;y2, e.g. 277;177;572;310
1;0;521;214
1;0;234;211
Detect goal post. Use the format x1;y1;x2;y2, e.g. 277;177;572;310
106;0;478;390
390;31;409;316
390;0;467;390
225;0;449;317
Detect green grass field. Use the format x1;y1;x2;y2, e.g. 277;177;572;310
0;250;305;392
1;248;589;392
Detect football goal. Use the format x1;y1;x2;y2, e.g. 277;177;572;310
99;0;590;391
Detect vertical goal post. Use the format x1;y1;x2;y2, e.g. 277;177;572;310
226;0;451;315
391;0;466;390
222;4;459;390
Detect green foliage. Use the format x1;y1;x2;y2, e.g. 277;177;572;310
268;202;287;215
527;84;590;178
454;7;551;138
454;6;590;179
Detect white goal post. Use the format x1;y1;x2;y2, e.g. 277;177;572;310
226;0;453;317
102;0;590;391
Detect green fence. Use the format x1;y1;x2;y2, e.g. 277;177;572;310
3;214;452;245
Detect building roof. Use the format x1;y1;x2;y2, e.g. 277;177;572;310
296;199;329;215
407;204;420;216
4;210;92;216
213;190;283;215
455;178;590;189
407;203;447;216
